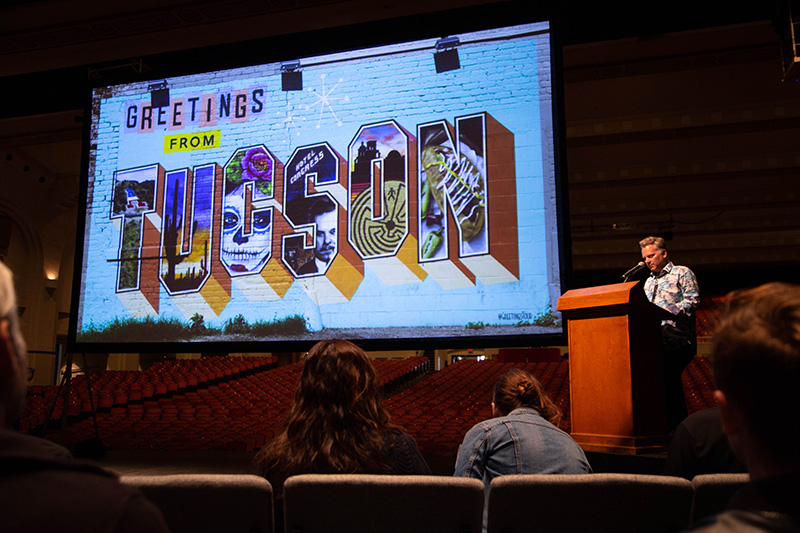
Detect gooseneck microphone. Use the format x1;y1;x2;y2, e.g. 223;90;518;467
621;261;646;281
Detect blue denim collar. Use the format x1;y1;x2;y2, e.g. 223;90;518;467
507;406;543;418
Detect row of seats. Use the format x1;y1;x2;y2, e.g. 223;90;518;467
121;472;749;533
682;355;716;413
22;356;277;428
22;356;716;455
21;357;429;452
38;360;307;451
385;360;571;455
696;295;727;341
388;357;715;456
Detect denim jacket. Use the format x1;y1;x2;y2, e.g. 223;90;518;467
454;407;592;486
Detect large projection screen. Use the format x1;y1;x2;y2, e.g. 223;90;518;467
69;17;568;353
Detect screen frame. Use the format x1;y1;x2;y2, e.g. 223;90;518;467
67;2;572;354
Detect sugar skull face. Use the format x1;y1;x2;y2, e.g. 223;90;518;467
221;183;271;274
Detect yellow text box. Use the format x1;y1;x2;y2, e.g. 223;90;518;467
164;130;221;153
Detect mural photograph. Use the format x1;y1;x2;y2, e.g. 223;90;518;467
72;20;565;349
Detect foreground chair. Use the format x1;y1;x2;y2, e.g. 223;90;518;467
488;473;694;533
283;474;484;533
121;474;273;533
690;472;749;525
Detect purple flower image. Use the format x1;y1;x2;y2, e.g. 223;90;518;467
242;147;272;182
224;145;274;197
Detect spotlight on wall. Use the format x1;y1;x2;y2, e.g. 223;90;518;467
434;36;461;73
281;60;303;91
148;80;169;108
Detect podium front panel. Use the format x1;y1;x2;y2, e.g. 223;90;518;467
568;314;634;437
559;282;670;454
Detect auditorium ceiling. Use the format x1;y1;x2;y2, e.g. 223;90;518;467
1;0;791;286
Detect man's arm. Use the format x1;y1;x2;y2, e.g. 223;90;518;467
659;266;699;316
677;267;700;315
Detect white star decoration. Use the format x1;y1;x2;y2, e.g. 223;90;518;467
278;103;304;144
305;74;349;128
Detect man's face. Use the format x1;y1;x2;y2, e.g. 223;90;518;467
641;244;668;274
221;184;271;274
314;209;337;264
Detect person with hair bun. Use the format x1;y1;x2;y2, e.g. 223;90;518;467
455;368;591;486
255;339;430;529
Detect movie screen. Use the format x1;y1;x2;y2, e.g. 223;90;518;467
69;19;567;352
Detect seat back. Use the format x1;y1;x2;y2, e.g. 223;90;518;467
121;473;273;533
690;473;749;525
487;473;694;533
283;474;484;533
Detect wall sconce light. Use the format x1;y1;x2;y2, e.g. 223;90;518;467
148;80;170;107
434;36;461;73
44;278;58;298
281;61;303;91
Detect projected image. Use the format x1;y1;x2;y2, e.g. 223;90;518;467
72;21;564;349
221;146;275;275
298;198;337;275
111;167;157;292
348;122;409;260
419;118;488;260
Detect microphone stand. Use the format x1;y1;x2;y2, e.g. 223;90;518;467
622;263;646;283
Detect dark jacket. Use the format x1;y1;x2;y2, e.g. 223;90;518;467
0;428;170;533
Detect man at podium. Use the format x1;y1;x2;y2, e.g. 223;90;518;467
639;236;700;431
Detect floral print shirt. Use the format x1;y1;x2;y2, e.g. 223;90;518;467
644;262;699;350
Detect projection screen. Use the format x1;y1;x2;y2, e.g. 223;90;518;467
69;17;568;352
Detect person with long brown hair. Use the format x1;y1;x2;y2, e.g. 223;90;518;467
255;339;430;525
455;368;590;485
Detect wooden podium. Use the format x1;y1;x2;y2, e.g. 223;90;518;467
557;281;673;455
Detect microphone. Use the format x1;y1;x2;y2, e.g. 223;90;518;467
621;261;646;281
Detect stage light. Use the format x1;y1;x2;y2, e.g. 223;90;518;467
148;80;169;108
281;60;303;91
434;36;461;73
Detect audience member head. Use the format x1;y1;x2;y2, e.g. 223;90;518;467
492;368;561;426
256;339;399;480
291;338;388;429
0;261;28;428
712;282;800;478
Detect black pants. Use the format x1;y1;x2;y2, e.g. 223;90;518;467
663;344;696;432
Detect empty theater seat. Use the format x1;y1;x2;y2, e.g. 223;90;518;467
121;474;273;533
283;474;484;533
487;473;694;533
690;473;749;526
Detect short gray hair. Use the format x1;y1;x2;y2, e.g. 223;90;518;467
639;236;666;250
0;261;26;364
